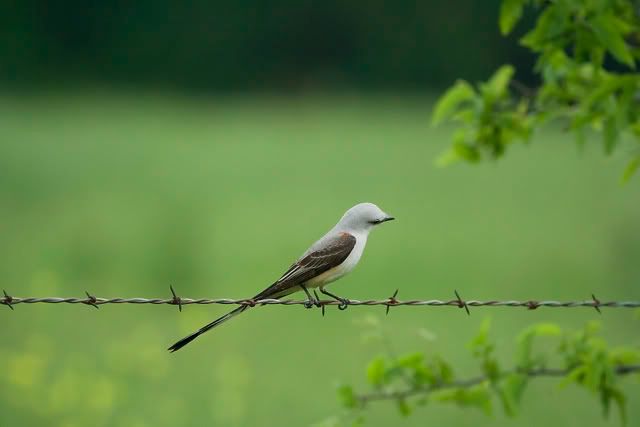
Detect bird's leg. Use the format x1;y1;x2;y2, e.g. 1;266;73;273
300;284;320;309
320;287;350;310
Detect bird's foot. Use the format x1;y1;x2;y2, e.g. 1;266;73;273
301;285;321;309
304;296;321;309
335;297;350;311
320;288;350;310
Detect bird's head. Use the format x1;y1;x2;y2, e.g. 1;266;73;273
338;202;395;232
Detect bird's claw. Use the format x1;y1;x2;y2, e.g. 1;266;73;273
337;298;350;310
319;288;350;311
304;297;321;309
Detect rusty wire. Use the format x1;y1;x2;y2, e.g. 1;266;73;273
1;287;639;312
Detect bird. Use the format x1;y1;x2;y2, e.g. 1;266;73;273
168;202;395;352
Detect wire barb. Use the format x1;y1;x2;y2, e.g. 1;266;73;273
314;290;325;317
169;285;182;312
592;293;601;314
527;300;539;310
2;290;14;310
84;291;99;309
454;290;470;315
386;289;399;315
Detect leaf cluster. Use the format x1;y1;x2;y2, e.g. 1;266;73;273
338;318;640;425
433;0;640;181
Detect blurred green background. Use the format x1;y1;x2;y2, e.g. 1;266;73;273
1;0;535;91
1;2;639;427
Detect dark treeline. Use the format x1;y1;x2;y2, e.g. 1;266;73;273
1;0;535;92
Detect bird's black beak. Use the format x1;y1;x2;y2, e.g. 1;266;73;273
369;216;395;225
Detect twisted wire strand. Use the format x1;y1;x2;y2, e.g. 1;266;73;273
1;289;639;310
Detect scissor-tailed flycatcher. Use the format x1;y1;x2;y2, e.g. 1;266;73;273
168;202;394;352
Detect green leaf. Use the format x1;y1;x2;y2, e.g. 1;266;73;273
397;399;412;417
560;365;588;389
520;4;569;51
452;107;476;124
609;387;628;426
609;347;640;365
500;0;527;35
483;358;501;383
600;387;612;418
534;323;562;337
433;384;493;415
366;356;387;387
499;373;528;417
516;322;562;368
621;156;640;183
397;352;424;369
436;147;461;167
398;352;434;385
337;385;358;409
485;65;515;99
603;116;618;155
436;128;474;166
453;141;481;163
434;355;454;384
590;15;635;68
469;318;492;356
431;80;476;126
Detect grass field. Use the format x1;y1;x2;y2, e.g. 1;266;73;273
1;91;639;427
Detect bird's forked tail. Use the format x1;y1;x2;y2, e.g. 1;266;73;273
168;305;249;352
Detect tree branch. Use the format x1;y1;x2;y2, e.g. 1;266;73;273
356;364;640;404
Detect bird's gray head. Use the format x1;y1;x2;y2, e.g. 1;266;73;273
337;202;395;232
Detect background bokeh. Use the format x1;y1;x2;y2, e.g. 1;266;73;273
1;0;535;91
1;2;639;427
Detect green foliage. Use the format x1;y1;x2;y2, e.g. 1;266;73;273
432;383;493;415
469;318;501;383
557;321;640;424
431;81;477;127
338;385;359;409
339;319;640;425
435;64;534;166
622;155;640;182
500;0;528;35
516;323;562;369
366;357;387;387
435;0;640;181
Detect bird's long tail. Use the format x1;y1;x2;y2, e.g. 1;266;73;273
168;305;249;352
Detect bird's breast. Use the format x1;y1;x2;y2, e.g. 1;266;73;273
307;233;367;286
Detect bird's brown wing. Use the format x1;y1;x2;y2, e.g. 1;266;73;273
253;232;357;300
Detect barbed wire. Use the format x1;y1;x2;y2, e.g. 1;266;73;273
354;364;640;404
1;287;639;314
